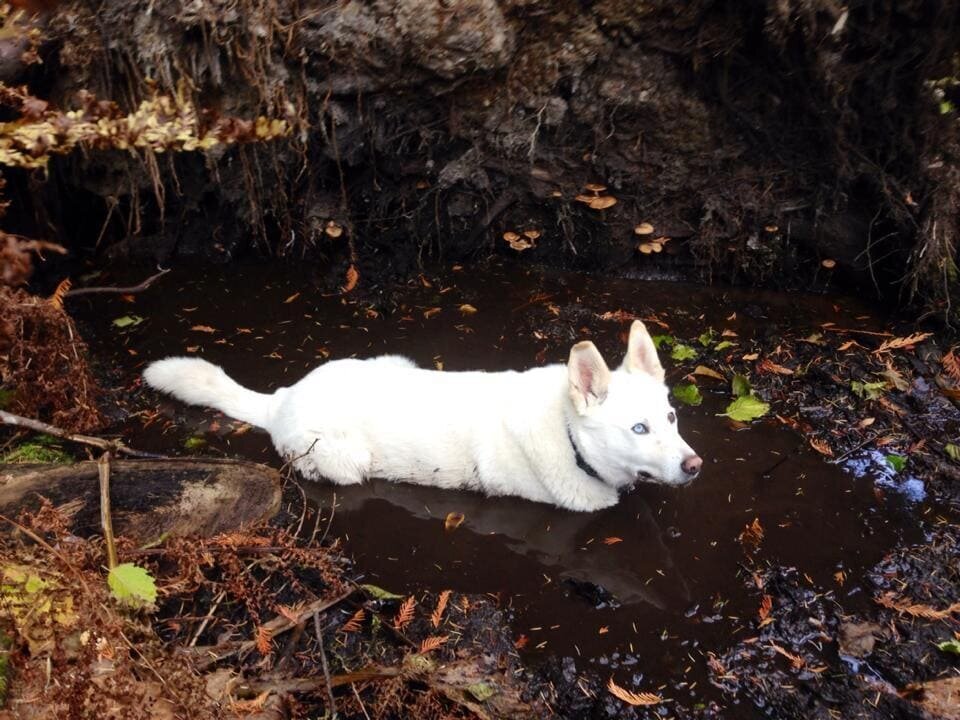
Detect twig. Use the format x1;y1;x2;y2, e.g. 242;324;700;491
0;513;93;596
0;409;165;459
98;451;118;570
314;611;338;718
186;589;354;669
351;684;372;720
190;590;227;647
821;327;894;338
65;268;171;297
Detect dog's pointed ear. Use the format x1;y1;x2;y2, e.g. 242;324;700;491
623;320;665;380
568;341;611;413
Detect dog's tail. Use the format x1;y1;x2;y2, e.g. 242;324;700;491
143;357;274;428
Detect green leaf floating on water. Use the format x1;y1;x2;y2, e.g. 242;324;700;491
721;395;769;422
671;344;698;361
937;639;960;655
360;583;404;600
885;454;906;473
465;682;497;702
112;315;144;328
945;443;960;462
651;334;674;349
731;374;751;398
107;563;157;606
672;383;702;406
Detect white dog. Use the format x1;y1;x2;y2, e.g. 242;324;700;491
143;320;702;511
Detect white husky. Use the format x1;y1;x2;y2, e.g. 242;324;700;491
143;320;701;511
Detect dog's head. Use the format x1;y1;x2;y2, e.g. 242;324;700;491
567;320;702;489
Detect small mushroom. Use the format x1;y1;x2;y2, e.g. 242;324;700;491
574;194;595;204
634;223;655;235
523;229;541;240
325;221;343;238
503;231;520;242
584;183;607;193
638;243;654;254
588;196;617;210
821;259;836;269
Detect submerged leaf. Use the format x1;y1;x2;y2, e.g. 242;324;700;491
731;374;751;398
722;396;769;422
672;382;703;406
360;584;404;600
112;314;144;328
671;344;698;361
885;454;906;473
936;639;960;655
107;563;157;606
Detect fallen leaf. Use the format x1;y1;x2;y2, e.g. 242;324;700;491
444;512;465;531
758;359;794;375
722;396;769;422
419;635;448;653
738;517;764;553
809;438;834;456
875;592;960;619
770;642;804;669
606;678;661;706
758;594;772;622
283;292;300;304
393;596;416;630
424;307;441;319
431;590;451;628
693;365;725;381
602;537;623;545
255;625;273;655
459;304;478;315
672;382;703;406
742;352;759;361
340;608;365;633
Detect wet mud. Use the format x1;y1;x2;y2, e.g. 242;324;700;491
71;259;957;717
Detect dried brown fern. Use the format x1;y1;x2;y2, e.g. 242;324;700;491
875;592;960;619
431;590;451;628
340;608;365;633
418;635;448;653
393;596;416;631
606;678;661;706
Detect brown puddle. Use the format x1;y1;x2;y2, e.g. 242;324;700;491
76;260;923;705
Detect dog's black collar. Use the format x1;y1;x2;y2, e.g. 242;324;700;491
567;428;601;480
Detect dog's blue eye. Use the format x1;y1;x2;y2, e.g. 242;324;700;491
632;423;649;435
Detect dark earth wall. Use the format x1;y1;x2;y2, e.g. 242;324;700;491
7;0;960;314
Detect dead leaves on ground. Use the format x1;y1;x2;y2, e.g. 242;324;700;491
606;677;662;706
418;635;449;653
874;332;932;354
875;593;960;620
738;518;764;554
340;608;366;634
393;596;416;631
431;590;451;628
342;264;359;293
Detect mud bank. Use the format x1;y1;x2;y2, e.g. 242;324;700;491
3;0;959;318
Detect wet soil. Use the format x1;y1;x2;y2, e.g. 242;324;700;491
67;259;957;717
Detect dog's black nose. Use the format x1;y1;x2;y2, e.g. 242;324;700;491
681;455;702;476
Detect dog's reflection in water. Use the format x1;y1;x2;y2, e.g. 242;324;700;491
328;479;692;612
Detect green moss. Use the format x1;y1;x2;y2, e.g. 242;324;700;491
0;435;73;464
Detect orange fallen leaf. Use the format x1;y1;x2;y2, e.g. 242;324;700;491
419;635;448;653
431;590;451;628
809;437;834;456
444;512;465;531
459;304;478;315
191;325;216;333
424;307;441;319
283;292;300;304
255;625;273;655
758;359;794;375
602;537;623;545
393;596;416;630
742;352;759;361
758;594;772;622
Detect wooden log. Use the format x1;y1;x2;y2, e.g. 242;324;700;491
0;459;282;543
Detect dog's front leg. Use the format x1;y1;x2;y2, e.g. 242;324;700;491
551;475;619;512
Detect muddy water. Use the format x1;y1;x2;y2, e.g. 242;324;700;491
77;260;922;707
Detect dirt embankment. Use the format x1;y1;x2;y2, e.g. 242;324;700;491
1;0;956;316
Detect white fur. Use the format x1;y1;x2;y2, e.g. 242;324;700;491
143;321;701;511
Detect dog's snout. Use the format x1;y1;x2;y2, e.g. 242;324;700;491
681;455;702;477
